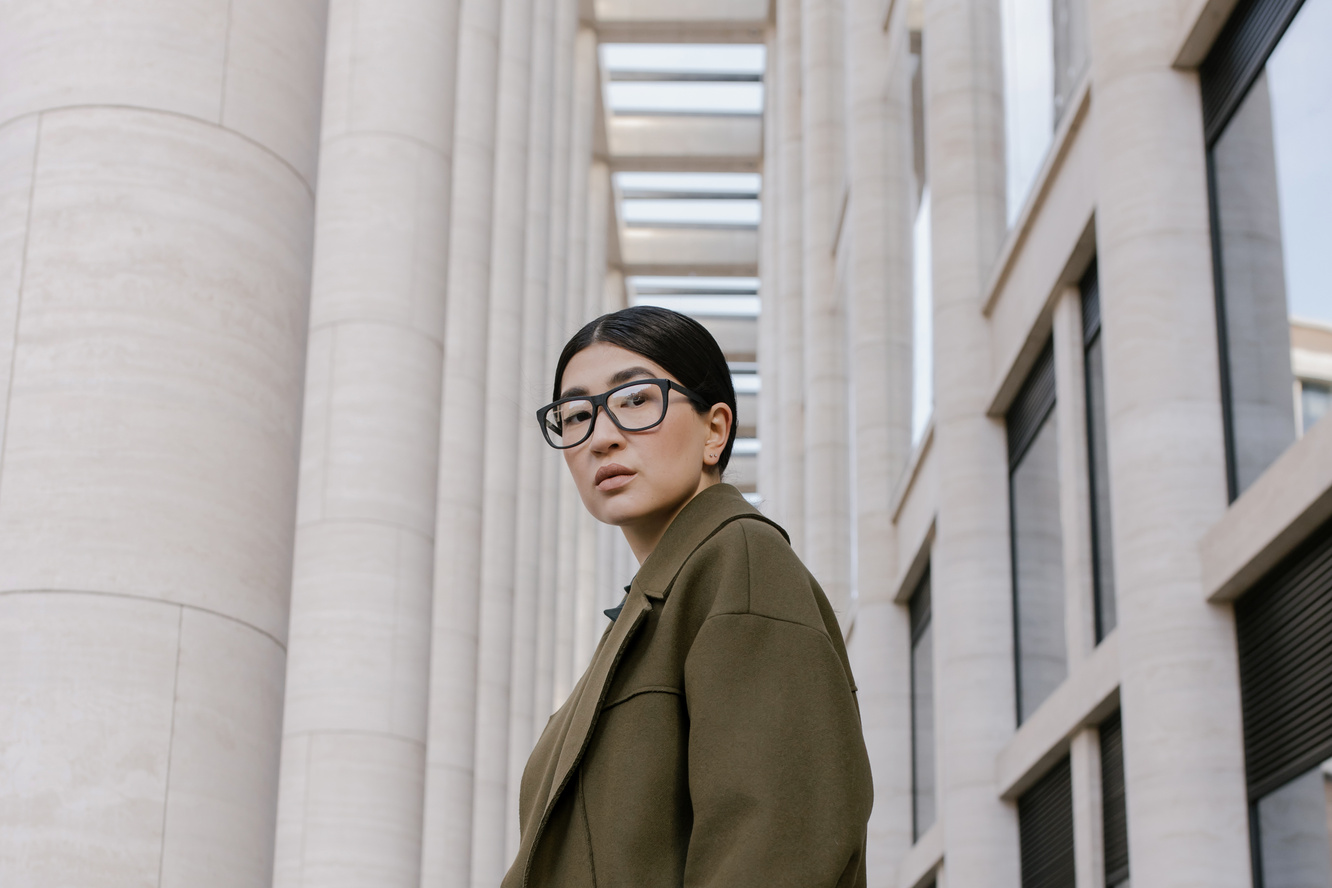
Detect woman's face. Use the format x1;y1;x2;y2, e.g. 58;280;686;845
557;342;731;561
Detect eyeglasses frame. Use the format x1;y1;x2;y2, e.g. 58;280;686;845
536;378;711;450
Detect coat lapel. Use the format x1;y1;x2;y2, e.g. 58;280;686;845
539;484;789;815
544;585;653;812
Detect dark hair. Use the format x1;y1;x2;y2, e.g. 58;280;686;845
553;305;739;474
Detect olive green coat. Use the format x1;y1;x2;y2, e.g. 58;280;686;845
502;483;873;888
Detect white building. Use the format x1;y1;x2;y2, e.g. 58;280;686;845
1;0;1330;886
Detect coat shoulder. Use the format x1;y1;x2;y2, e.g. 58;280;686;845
680;516;831;633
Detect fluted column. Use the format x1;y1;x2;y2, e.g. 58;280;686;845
758;25;782;506
1087;0;1251;883
923;0;1021;884
801;0;851;617
0;2;327;885
419;0;503;881
845;0;915;879
775;0;807;554
272;0;458;884
506;0;558;859
470;0;536;880
533;0;579;729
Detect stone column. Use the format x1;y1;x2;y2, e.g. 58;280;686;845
758;25;783;506
775;0;807;555
922;0;1021;884
552;25;598;706
1051;288;1098;661
0;3;326;886
801;0;851;616
1070;728;1107;888
419;0;503;882
845;0;916;879
533;0;579;729
506;0;558;859
1087;0;1251;883
470;0;536;881
271;0;457;884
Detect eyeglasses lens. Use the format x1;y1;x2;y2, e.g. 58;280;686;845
543;381;669;448
606;382;665;431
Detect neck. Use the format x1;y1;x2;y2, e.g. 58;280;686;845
623;474;721;564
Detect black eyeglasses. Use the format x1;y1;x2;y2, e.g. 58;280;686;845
537;378;709;449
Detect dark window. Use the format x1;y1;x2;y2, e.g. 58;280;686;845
1235;513;1332;886
911;568;937;840
1018;756;1076;888
1008;340;1067;723
1203;0;1332;500
1081;263;1117;641
1100;712;1130;887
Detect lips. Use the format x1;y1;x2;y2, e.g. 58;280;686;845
595;463;636;490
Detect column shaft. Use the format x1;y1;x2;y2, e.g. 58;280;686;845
273;0;458;883
923;0;1021;884
419;0;503;881
845;0;915;878
471;0;537;880
775;0;807;555
1087;1;1251;882
506;0;558;859
0;2;325;885
800;0;852;616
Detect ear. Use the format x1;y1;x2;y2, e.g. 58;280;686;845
703;403;732;461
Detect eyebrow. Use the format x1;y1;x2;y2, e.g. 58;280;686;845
560;366;657;399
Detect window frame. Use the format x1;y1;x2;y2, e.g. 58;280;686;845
1201;0;1311;501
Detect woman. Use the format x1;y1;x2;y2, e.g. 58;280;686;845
502;306;873;888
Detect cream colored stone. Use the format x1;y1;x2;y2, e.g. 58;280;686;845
1202;413;1332;602
607;115;763;162
283;521;432;738
923;0;1020;883
419;1;503;883
0;116;38;445
1070;729;1107;888
306;133;451;336
287;733;426;887
1089;0;1252;881
0;108;313;641
159;610;285;888
996;632;1119;798
775;0;807;554
0;593;179;887
620;225;759;270
221;0;328;187
321;323;444;536
896;821;943;888
294;325;334;526
320;0;460;150
0;0;228;128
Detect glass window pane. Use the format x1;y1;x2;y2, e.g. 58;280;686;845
912;611;936;838
1001;0;1054;225
1211;0;1332;496
1012;415;1067;722
1255;759;1332;888
1085;332;1116;639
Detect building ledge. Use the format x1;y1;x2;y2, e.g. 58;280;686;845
1202;415;1332;603
897;821;943;888
997;631;1120;801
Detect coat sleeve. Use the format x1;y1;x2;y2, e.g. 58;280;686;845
681;552;873;887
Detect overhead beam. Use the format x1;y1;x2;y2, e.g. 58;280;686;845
595;21;766;43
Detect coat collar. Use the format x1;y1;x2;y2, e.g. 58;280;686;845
630;482;789;602
539;483;787;817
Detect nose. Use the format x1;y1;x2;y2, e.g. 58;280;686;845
586;406;626;453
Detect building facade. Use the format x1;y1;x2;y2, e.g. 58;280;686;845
1;1;1330;888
